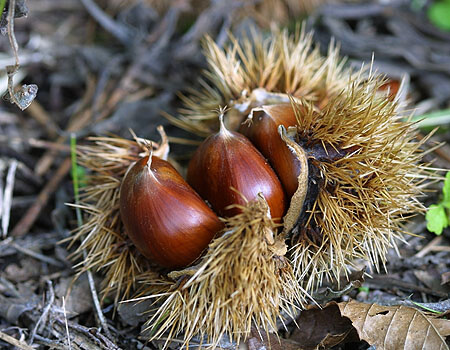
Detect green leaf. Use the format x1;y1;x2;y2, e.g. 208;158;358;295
410;108;450;128
358;286;370;293
426;204;448;235
428;1;450;31
0;0;6;16
442;171;450;209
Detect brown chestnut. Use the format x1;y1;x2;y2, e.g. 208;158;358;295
187;114;287;220
239;104;302;198
120;154;223;269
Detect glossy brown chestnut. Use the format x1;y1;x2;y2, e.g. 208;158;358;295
239;104;302;198
120;155;223;269
187;115;287;220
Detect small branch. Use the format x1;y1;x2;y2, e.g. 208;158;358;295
7;0;19;68
79;0;133;45
4;0;38;110
11;157;72;237
11;242;64;267
1;159;17;237
54;318;121;350
0;136;71;152
84;250;113;340
29;280;55;345
0;330;35;350
26;100;60;138
5;0;20;107
62;296;72;350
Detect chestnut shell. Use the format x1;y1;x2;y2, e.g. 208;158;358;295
239;104;302;198
120;155;223;269
187;125;287;220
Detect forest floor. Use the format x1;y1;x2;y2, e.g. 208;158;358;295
0;0;449;349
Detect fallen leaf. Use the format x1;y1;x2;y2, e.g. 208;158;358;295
290;303;354;350
338;300;450;350
414;269;450;295
432;318;450;337
5;258;41;282
0;294;39;324
118;297;154;327
442;271;450;285
55;275;94;315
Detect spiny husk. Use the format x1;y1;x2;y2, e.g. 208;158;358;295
68;130;169;304
172;27;436;292
69;130;306;346
134;197;306;349
286;80;434;291
167;27;352;135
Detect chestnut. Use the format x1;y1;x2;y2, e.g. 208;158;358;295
239;104;302;198
187;114;287;220
120;154;223;269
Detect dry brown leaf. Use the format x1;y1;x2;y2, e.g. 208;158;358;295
442;272;450;285
414;270;450;295
338;300;450;350
245;303;357;350
290;303;354;350
432;318;450;337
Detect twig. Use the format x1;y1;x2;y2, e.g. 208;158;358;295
5;0;37;110
11;157;72;237
53;318;121;350
62;296;72;350
6;0;19;67
414;235;443;258
26;139;71;152
79;0;133;45
33;334;66;349
0;330;35;350
11;242;64;267
428;245;450;252
34;83;96;177
70;134;113;341
29;280;55;345
26;100;60;138
367;275;448;298
1;159;17;237
84;251;113;340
